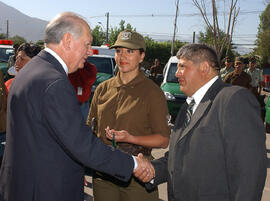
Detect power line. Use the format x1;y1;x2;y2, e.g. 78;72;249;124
88;10;263;19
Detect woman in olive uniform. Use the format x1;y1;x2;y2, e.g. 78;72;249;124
87;30;170;201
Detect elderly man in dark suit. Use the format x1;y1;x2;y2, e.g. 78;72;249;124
136;44;267;201
0;12;152;201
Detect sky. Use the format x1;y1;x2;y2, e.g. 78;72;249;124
0;0;267;54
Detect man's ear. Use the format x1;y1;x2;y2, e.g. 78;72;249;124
62;32;72;50
200;61;210;75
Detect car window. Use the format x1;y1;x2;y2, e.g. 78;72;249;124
0;48;14;62
87;57;114;75
167;62;178;83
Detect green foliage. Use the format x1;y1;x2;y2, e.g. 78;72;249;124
144;37;185;67
198;27;236;62
35;40;44;49
9;35;26;47
0;33;7;39
91;25;106;46
255;3;270;66
91;20;186;68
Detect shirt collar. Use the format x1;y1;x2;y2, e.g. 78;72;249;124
44;47;68;75
112;70;146;88
186;76;218;111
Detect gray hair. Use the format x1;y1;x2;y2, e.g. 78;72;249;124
44;12;88;44
176;44;220;70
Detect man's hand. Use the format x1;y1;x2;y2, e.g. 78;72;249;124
134;153;155;183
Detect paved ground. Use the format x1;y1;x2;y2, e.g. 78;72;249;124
84;133;270;201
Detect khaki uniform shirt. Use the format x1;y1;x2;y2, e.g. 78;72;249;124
87;71;170;155
219;66;234;81
245;68;264;88
224;71;251;89
0;70;7;132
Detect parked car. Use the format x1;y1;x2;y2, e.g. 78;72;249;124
265;95;270;133
160;56;186;122
86;54;116;100
0;40;14;81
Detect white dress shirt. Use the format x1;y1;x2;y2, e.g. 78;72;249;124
44;47;68;75
186;76;219;114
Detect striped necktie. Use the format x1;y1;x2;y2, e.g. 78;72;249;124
183;99;195;128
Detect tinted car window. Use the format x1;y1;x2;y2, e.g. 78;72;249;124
167;63;178;83
87;57;113;75
0;48;13;62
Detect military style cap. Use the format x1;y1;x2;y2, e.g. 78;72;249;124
235;56;245;63
110;30;146;51
225;56;233;62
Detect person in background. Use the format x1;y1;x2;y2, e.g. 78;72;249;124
87;30;170;201
150;58;163;78
135;44;267;201
7;44;19;69
245;56;264;96
219;56;234;81
4;43;41;94
224;56;251;89
0;12;151;201
68;61;97;122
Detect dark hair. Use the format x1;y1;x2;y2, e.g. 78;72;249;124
176;44;220;70
13;43;20;50
139;48;144;54
18;43;41;58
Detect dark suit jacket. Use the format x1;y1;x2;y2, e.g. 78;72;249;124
150;79;267;201
0;50;134;201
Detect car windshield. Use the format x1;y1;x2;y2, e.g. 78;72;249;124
167;62;178;83
0;47;14;62
87;56;114;75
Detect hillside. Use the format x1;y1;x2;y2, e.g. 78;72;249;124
0;1;48;42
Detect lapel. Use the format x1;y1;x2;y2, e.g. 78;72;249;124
37;50;67;76
175;78;226;143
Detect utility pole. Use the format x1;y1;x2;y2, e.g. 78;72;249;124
6;20;9;39
193;32;196;43
171;0;179;56
106;12;109;44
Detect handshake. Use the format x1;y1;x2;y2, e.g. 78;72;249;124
133;153;155;183
104;126;156;183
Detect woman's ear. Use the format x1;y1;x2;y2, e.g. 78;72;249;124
139;52;145;63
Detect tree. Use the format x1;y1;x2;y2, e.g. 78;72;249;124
36;40;44;48
9;35;27;47
91;25;107;46
255;3;270;66
192;0;239;62
144;36;186;68
198;27;236;60
0;33;7;39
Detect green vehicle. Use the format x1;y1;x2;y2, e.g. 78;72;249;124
265;95;270;132
161;56;186;122
0;40;14;81
86;54;116;99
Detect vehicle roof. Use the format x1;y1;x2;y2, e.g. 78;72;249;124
0;45;13;48
168;56;179;63
92;45;115;56
90;54;115;58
